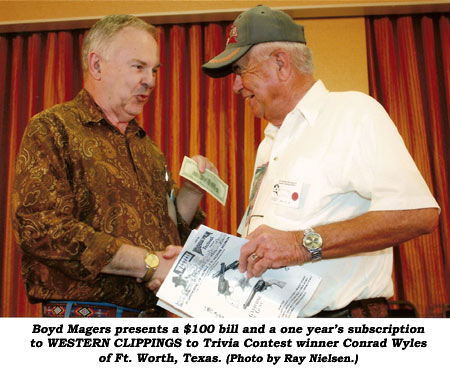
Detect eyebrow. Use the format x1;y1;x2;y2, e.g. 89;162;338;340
131;59;146;65
131;59;161;69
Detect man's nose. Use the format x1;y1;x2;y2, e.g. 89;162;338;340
142;70;155;89
233;75;243;94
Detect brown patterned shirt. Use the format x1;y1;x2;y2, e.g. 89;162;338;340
12;89;204;312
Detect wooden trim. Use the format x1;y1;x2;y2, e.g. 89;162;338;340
1;2;449;33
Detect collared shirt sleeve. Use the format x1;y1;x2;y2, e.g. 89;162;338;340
354;96;439;212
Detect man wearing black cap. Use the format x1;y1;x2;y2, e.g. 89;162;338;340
202;5;439;317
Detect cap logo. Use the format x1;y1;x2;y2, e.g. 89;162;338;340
226;24;238;45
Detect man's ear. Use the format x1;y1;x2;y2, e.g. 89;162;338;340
273;51;291;81
87;52;102;80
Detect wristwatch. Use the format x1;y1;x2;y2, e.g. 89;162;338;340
302;228;322;261
142;252;160;282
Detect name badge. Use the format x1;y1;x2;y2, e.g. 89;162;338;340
271;180;302;208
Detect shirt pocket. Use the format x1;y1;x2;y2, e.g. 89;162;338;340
272;157;317;221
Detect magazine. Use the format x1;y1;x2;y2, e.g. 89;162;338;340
156;225;321;318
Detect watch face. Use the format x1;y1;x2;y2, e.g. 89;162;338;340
145;253;160;268
304;233;322;250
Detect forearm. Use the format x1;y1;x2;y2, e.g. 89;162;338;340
307;208;439;259
102;243;182;291
175;184;204;226
101;243;147;278
240;208;439;278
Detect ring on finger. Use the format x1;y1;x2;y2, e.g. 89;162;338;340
250;253;260;261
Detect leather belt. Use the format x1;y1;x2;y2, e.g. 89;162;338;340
313;297;389;318
42;301;141;318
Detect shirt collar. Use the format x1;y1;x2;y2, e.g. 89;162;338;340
292;79;329;127
264;79;329;139
264;121;280;140
74;89;104;125
74;89;146;138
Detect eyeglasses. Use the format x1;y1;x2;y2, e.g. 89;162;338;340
232;52;274;76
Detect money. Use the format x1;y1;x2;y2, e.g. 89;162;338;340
179;156;228;206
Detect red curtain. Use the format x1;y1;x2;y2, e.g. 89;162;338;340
366;13;450;317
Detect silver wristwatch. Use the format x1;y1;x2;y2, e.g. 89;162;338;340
302;228;322;261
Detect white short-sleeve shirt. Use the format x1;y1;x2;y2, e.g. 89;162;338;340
238;80;439;316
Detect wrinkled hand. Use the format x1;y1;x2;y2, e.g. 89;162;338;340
145;245;182;292
182;155;218;194
238;225;311;278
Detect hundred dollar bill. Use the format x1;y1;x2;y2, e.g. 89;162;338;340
179;156;228;206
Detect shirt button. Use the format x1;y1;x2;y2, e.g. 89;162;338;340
274;157;278;161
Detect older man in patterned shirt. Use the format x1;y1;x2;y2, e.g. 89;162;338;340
12;15;216;317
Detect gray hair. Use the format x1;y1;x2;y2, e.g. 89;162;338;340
81;14;157;73
244;41;314;75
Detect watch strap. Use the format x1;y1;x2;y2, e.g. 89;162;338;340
303;228;322;261
142;266;156;283
309;247;322;261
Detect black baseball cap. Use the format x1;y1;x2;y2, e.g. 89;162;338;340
202;5;306;78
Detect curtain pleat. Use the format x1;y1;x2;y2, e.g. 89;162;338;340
439;17;450;109
3;35;27;317
167;25;186;184
366;14;450;316
188;25;203;159
203;23;226;232
0;35;9;316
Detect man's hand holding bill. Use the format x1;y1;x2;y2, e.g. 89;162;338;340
179;156;228;205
